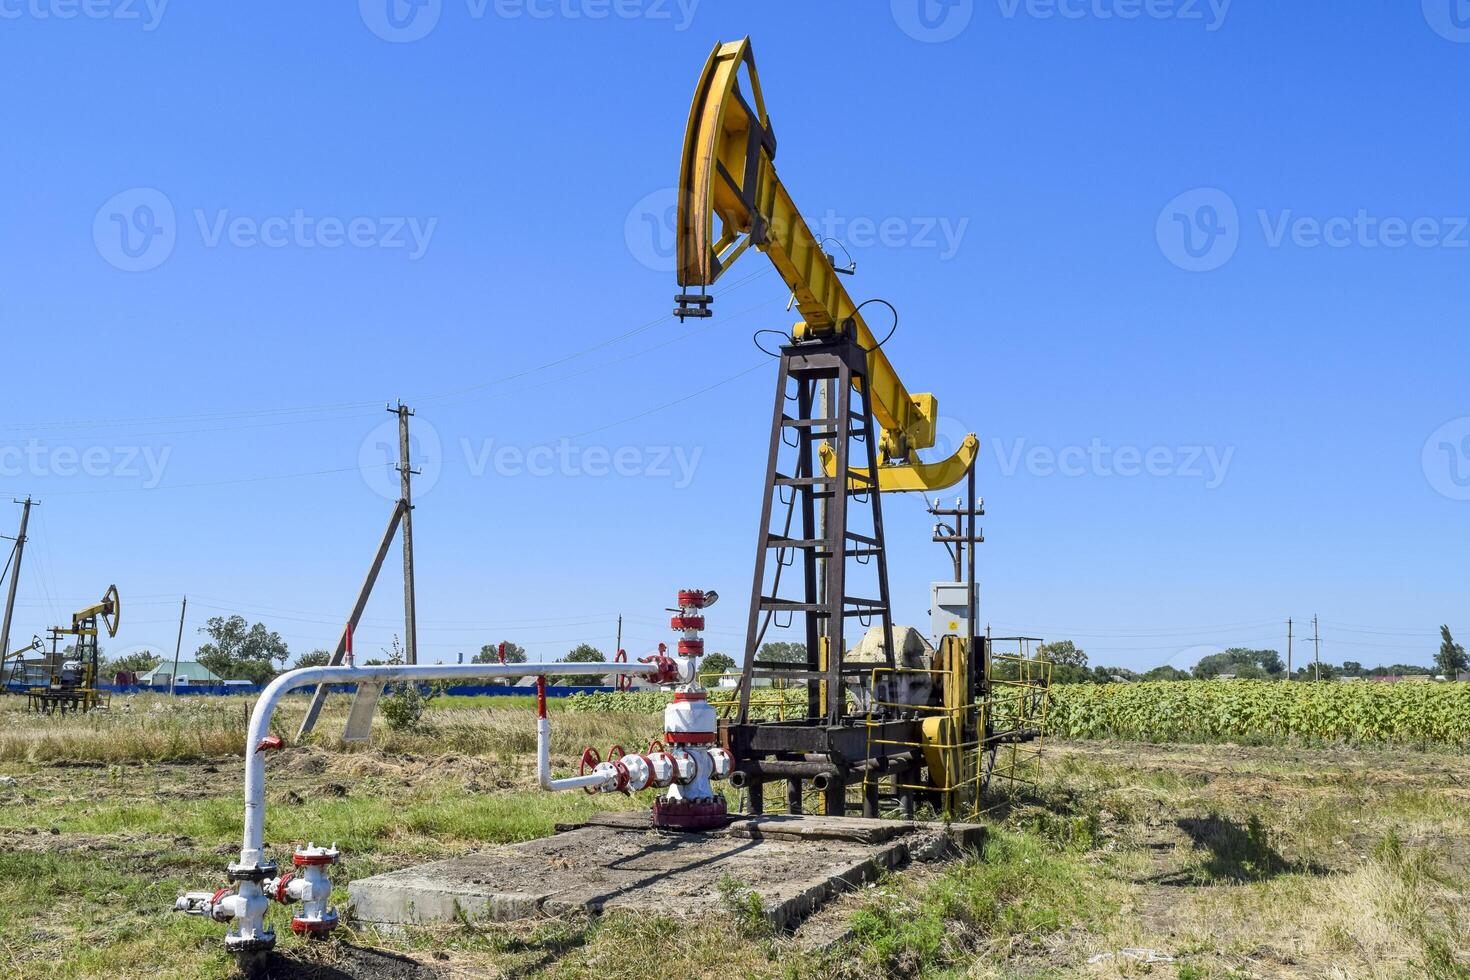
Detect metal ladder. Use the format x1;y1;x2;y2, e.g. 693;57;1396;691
737;330;896;727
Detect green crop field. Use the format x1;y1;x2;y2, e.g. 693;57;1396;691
1047;680;1470;746
572;679;1470;749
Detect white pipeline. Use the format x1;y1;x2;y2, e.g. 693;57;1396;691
241;660;682;862
200;657;687;953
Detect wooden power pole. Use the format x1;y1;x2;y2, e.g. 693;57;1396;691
393;401;419;666
170;596;187;696
1287;617;1293;680
296;401;422;739
0;496;35;659
1311;615;1321;681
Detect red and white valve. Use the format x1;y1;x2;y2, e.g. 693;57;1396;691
564;589;732;830
176;842;340;952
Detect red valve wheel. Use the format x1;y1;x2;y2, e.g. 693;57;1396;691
579;746;602;794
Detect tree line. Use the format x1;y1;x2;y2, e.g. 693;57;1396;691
1034;625;1468;684
98;618;1466;688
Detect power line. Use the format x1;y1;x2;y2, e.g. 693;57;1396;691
568;361;768;439
10;464;365;497
1;270;778;439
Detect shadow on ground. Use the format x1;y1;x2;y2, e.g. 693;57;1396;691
243;945;445;980
1152;814;1330;885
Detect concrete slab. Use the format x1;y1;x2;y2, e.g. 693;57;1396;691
348;812;983;932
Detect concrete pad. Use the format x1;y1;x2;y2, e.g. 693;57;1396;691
349;812;983;932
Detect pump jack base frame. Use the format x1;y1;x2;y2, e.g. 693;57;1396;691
722;718;925;817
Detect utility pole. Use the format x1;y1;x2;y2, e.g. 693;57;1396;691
929;469;984;704
300;400;425;738
170;596;187;696
1287;618;1293;681
392;401;420;666
1311;615;1321;681
615;615;623;657
0;497;35;659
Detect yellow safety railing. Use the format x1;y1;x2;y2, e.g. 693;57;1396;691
980;652;1052;808
863;665;986;821
711;643;1053;819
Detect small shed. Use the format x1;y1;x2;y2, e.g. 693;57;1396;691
137;661;224;688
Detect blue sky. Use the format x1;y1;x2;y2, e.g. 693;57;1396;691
1;1;1466;673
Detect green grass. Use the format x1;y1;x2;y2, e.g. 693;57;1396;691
849;829;1111;977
